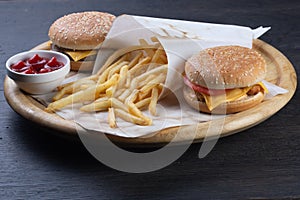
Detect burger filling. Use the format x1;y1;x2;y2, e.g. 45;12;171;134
51;43;97;62
183;75;268;111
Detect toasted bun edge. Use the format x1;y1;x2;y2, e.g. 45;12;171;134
183;85;265;114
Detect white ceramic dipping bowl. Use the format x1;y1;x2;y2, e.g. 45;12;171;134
6;50;70;94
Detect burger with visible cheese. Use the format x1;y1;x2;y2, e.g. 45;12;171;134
48;11;115;71
183;45;268;114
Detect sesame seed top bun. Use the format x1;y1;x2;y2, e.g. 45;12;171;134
185;46;267;89
48;11;116;50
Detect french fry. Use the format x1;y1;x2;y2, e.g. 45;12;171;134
106;85;117;97
125;89;139;104
117;89;131;102
111;97;128;112
128;57;151;75
113;88;126;98
125;71;132;88
80;82;95;90
46;41;168;128
149;87;159;116
97;93;108;99
114;108;151;126
46;85;98;112
80;99;110;112
137;74;156;88
52;88;68;101
97;61;128;83
128;80;139;94
127;102;151;124
157;83;164;95
128;52;143;68
117;65;129;89
57;74;98;91
96;54;128;76
108;107;117;128
46;74;119;112
135;97;151;109
135;64;168;82
151;48;164;63
137;72;166;100
94;96;109;102
138;73;166;89
95;74;119;96
99;44;160;71
53;79;96;101
139;84;158;100
107;62;128;79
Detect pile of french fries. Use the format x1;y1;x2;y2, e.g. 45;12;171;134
45;38;168;128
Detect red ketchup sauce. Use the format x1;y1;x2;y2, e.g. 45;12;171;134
10;54;64;74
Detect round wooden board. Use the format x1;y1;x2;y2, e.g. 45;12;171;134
4;39;297;146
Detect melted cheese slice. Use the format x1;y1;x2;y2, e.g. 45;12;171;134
65;50;97;62
201;82;268;111
47;41;97;62
257;81;268;93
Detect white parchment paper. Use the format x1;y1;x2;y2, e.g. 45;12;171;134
35;15;288;138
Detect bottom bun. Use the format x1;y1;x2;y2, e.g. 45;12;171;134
70;60;94;71
183;86;265;114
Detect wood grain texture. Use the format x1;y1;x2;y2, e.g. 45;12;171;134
4;39;297;145
1;0;300;199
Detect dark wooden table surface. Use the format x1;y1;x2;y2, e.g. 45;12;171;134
1;0;299;199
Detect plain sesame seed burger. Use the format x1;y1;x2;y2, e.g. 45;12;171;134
48;11;116;71
183;45;268;114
